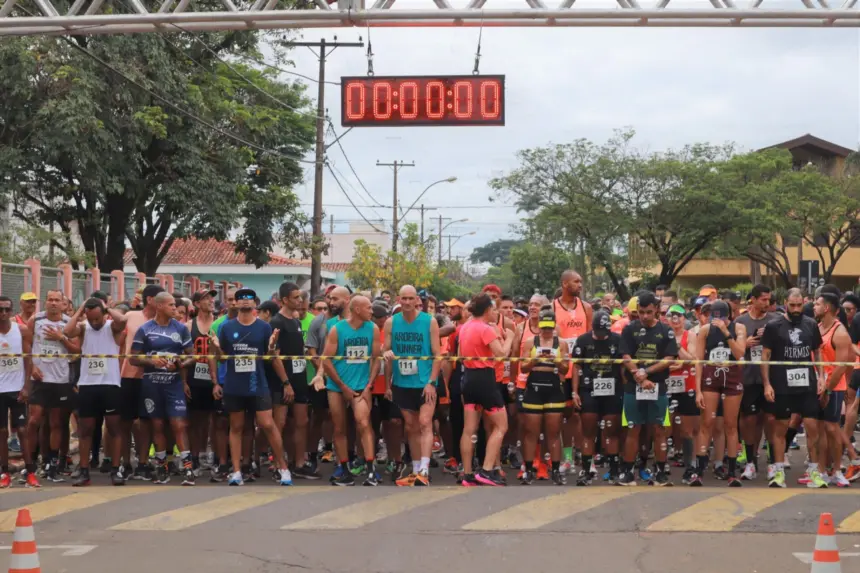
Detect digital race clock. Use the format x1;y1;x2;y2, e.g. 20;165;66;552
340;75;505;127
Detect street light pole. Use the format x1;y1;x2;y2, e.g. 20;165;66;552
401;176;457;222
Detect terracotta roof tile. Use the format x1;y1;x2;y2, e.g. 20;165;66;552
123;238;349;272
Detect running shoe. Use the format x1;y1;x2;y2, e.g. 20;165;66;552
768;470;786;488
209;464;227;483
320;450;335;463
727;476;742;488
432;435;442;455
348;459;366;476
0;472;10;489
228;471;244;486
653;471;672;487
443;457;459;475
396;472;417;487
72;469;91;487
766;464;777;481
111;468;126;486
551;469;565;486
681;467;694;485
363;470;380;487
508;450;522;470
844;463;860;482
797;471;811;485
535;463;550;481
475;469;505;486
293;464;321;480
45;461;64;483
559;460;572;475
152;462;170;485
332;473;355;486
182;465;196;486
520;470;534;485
575;469;592;487
713;465;728;481
831;471;851;488
459;473;479;487
687;472;703;487
7;435;20;453
329;465;346;483
615;471;636;486
99;458;112;473
789;437;801;450
134;464;153;481
737;444;747;466
741;463;757;481
807;469;828;489
638;467;653;483
414;470;430;486
24;472;39;488
279;468;293;486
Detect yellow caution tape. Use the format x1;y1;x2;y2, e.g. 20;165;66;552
0;353;852;368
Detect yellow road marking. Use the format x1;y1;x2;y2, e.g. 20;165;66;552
838;509;860;533
0;487;159;532
462;488;637;531
647;489;799;532
111;488;322;531
283;488;466;530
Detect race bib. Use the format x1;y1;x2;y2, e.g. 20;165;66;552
40;342;63;363
561;338;577;355
503;361;511;379
234;356;255;373
399;359;418;376
87;357;107;376
193;362;211;381
0;357;22;373
750;346;762;363
666;376;686;395
346;346;367;364
709;346;731;363
636;384;658;401
592;377;615;397
291;359;306;374
786;368;810;388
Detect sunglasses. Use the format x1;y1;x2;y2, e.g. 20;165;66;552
237;293;256;300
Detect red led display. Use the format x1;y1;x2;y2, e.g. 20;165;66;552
340;75;505;127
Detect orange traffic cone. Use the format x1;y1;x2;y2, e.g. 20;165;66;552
811;513;841;573
8;509;40;573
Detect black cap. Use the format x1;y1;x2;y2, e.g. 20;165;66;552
141;284;165;303
257;300;280;315
710;300;730;320
592;310;612;336
372;302;390;319
235;287;257;300
192;289;218;303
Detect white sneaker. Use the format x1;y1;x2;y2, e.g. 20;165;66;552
376;442;388;463
559;461;572;475
784;458;792;469
279;468;293;486
741;463;757;481
228;471;244;486
767;464;776;480
832;471;851;488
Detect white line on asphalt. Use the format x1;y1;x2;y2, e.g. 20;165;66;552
0;544;97;556
793;552;860;564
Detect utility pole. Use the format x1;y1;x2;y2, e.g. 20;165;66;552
419;204;437;244
438;215;443;265
299;37;364;297
376;159;414;252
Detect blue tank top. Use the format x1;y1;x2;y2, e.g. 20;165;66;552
328;319;375;392
391;312;433;389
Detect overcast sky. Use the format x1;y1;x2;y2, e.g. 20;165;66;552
281;1;860;261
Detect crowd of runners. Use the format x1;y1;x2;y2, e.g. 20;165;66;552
0;272;859;489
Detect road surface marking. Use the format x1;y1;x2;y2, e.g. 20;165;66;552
647;489;799;532
283;488;466;530
0;545;97;556
838;509;860;533
794;553;860;564
110;488;321;531
0;488;159;532
462;488;637;531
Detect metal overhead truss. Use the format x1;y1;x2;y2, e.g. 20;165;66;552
2;0;860;35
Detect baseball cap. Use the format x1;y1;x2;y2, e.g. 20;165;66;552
699;286;717;298
693;296;709;309
235;287;257;300
256;300;279;315
324;284;338;295
538;308;556;329
19;292;37;302
192;288;218;303
513;308;528;318
482;284;502;296
592;310;612;336
627;296;639;313
444;298;465;308
372;302;390;319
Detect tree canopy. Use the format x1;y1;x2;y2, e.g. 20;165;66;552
347;224;439;293
0;8;315;274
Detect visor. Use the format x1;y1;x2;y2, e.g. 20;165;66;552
538;320;556;329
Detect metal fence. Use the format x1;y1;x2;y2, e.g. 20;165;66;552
71;270;90;307
39;265;63;300
176;280;192;297
0;263;28;306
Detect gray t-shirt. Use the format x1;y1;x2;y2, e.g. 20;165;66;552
732;311;780;385
305;312;329;355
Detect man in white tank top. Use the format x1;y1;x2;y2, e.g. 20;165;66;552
25;289;79;485
0;295;35;488
64;298;128;486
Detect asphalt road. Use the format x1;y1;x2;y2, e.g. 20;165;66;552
1;461;859;573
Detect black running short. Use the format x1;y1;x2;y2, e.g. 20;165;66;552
188;384;217;412
77;384;122;419
30;381;75;409
763;391;819;421
741;384;766;416
222;393;273;414
462;368;505;412
0;391;26;429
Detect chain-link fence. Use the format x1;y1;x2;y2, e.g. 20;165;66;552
39;265;63;300
0;263;29;305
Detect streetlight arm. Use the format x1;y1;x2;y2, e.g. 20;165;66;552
401;176;456;220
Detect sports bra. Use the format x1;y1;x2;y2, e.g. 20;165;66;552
530;335;561;368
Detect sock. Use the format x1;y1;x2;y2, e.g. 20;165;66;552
155;450;167;463
325;442;333;452
365;458;375;473
420;457;430;472
775;462;784;472
728;457;737;477
682;438;694;468
340;461;350;474
582;455;593;474
525;461;534;473
563;447;573;461
348;451;357;463
767;441;775;464
609;455;619;476
552;461;560;471
111;465;120;474
180;450;192;469
412;460;420;474
785;428;798;452
656;461;667;474
621;461;633;475
744;443;755;465
637;457;647;470
808;462;819;472
49;450;59;464
697;455;709;472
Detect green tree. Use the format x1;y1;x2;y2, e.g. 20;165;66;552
348;224;439;293
0;13;314;274
469;239;523;265
508;243;571;297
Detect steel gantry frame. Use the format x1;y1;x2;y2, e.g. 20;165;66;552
2;0;860;35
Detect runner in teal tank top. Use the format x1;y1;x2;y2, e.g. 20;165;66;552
321;295;382;486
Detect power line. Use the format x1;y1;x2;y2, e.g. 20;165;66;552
327;161;385;220
327;121;385;208
325;162;385;234
57;33;314;164
299;202;519;209
246;46;342;86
